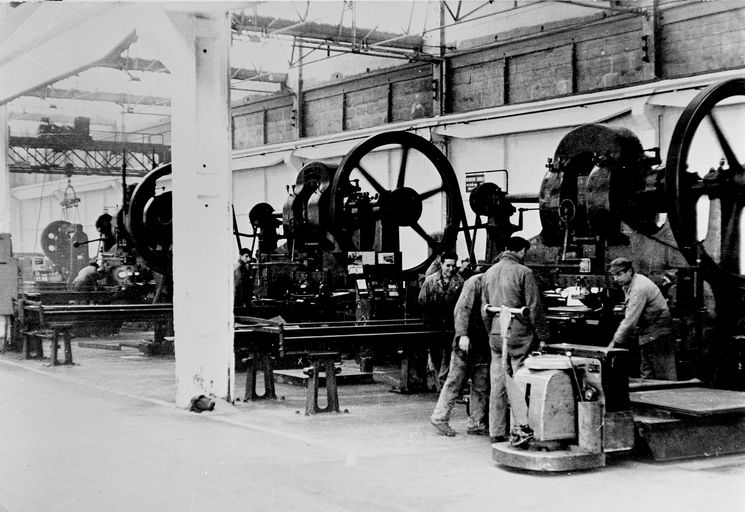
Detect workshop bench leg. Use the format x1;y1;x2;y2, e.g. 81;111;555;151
50;329;74;366
304;352;340;415
394;346;429;394
22;332;44;360
243;353;276;401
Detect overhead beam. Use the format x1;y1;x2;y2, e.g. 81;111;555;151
7;110;119;127
22;86;171;108
7;165;152;178
97;55;288;83
232;13;424;52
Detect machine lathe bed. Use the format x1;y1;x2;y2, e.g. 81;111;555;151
235;315;444;392
235;315;440;355
19;301;174;365
21;302;174;326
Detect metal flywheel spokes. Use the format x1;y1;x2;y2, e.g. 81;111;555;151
328;131;466;278
666;79;745;287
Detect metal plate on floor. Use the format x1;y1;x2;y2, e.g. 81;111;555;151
631;387;745;417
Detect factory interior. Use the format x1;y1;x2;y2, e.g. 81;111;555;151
1;1;745;510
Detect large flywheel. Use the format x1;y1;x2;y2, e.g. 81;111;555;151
666;78;745;289
40;220;73;268
127;163;172;275
327;131;467;278
40;220;88;276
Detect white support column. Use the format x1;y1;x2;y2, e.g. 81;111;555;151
0;105;11;233
138;8;235;407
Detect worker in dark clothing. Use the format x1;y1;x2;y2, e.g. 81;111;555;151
95;213;116;252
481;236;550;443
233;248;253;309
72;261;104;291
607;257;677;380
430;264;490;437
418;251;464;391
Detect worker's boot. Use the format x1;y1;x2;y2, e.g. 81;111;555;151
509;424;534;448
431;420;456;437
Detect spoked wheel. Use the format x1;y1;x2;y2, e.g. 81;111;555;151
127;163;172;275
666;78;745;289
40;220;73;269
327;131;467;278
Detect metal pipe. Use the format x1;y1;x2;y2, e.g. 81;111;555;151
506;193;540;203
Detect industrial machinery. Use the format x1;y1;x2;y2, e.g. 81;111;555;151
242;131;472;323
489;78;745;471
15;162;173;353
237;131;473;387
38;219;89;283
37;116;93;143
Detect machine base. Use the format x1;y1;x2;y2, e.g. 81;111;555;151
492;442;606;472
634;414;745;461
631;387;745;461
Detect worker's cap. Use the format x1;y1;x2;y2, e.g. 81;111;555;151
607;257;633;273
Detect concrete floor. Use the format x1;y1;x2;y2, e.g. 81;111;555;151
1;332;745;512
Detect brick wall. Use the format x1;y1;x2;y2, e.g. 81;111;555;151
230;3;745;149
232;112;263;150
660;2;745;77
575;30;644;92
508;45;574;103
447;56;506;112
303;94;343;138
265;106;294;145
232;94;294;149
303;64;432;137
344;85;389;131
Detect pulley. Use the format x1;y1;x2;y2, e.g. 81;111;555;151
666;78;745;289
469;182;518;258
40;220;72;269
39;220;88;277
327;131;467;278
127;163;172;275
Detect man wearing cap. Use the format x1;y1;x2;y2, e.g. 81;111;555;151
481;236;550;443
430;262;490;437
607;257;677;380
419;250;464;391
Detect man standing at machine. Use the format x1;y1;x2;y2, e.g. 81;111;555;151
430;262;490;437
607;257;677;380
481;236;550;443
233;248;253;310
95;213;116;252
418;251;464;392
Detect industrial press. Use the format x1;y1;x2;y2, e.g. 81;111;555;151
484;78;745;471
236;130;473;391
